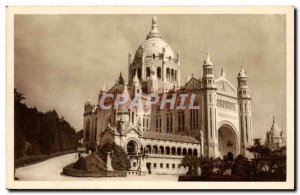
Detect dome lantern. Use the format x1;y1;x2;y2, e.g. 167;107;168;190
146;16;161;40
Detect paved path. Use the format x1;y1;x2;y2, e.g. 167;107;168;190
15;153;178;181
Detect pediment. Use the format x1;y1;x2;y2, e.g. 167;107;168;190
123;127;142;136
216;77;237;96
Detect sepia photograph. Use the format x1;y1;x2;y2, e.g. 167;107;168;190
6;6;294;190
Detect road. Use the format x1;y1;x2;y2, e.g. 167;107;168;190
15;153;178;181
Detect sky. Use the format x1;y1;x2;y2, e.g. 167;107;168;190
14;14;286;140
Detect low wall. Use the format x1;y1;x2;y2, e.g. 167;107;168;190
62;163;127;177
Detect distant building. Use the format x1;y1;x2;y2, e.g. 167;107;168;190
83;17;254;175
265;117;286;150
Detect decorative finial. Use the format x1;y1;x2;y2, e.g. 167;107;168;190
117;72;125;85
221;68;226;77
238;66;247;78
185;72;191;84
101;82;107;92
273;116;275;123
133;70;140;83
204;52;213;65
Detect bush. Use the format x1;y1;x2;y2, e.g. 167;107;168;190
231;155;251;177
73;157;88;170
97;143;131;171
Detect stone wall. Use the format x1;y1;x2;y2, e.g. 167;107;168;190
62;163;127;177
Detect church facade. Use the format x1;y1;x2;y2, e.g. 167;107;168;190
83;17;254;175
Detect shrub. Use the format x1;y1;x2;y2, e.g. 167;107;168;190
97;143;131;171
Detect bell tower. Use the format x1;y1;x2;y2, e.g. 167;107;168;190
237;67;253;157
202;53;218;158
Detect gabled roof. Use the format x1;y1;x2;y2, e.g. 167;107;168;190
142;131;200;144
185;77;201;86
215;76;237;97
123;127;142;136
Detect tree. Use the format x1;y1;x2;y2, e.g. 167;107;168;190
181;155;198;175
14;88;78;162
231;154;251;178
97;143;131;171
265;146;286;176
246;138;271;175
199;156;214;175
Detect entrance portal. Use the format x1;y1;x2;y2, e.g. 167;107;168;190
218;125;238;158
127;140;138;155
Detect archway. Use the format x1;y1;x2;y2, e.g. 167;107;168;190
127;140;138;155
218;125;238;158
146;162;151;174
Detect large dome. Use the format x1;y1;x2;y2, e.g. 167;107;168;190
133;17;175;62
134;38;174;60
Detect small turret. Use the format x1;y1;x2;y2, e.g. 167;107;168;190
237;67;250;99
202;53;216;89
132;71;142;96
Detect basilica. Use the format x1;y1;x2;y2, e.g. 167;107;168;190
83;17;254;175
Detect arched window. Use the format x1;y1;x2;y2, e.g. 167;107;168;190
127;140;138;155
166;68;170;80
146;67;150;78
193;149;198;157
166;147;170;155
171;69;174;80
166;113;172;133
178;110;185;131
177;148;182;155
159;146;164;154
171;147;176;155
138;68;142;80
182;148;187;156
190;102;199;130
153;146;158;154
146;145;151;153
188;148;193;156
157;67;161;79
85;119;90;142
152;54;155;59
